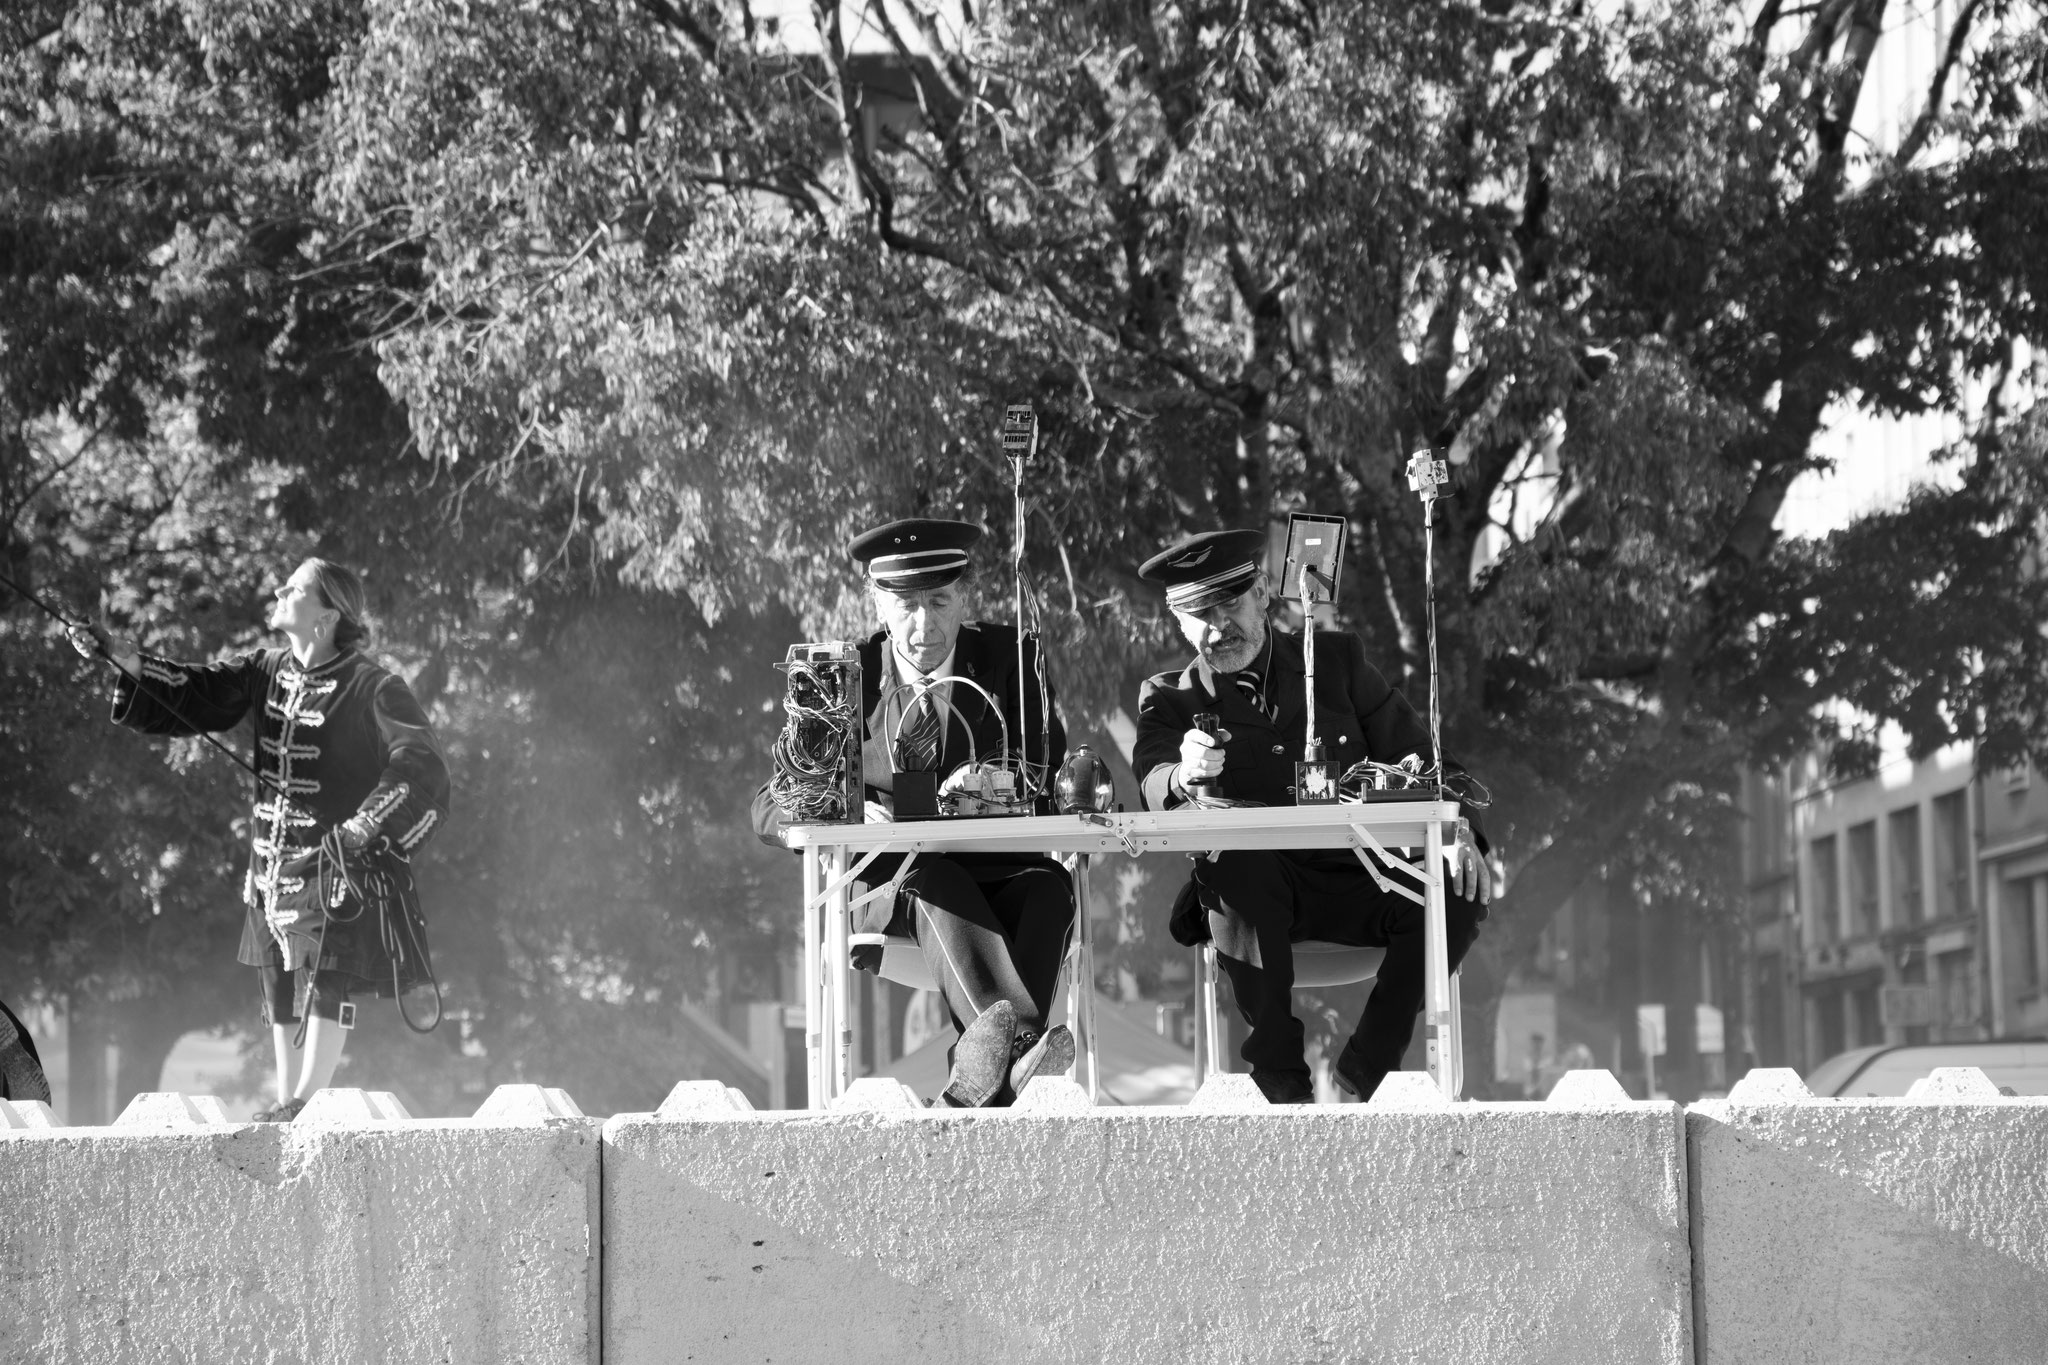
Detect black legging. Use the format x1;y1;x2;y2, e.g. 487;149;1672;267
899;858;1075;1037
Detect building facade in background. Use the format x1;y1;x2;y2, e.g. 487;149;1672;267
1736;743;2048;1080
1785;746;1982;1063
1980;760;2048;1039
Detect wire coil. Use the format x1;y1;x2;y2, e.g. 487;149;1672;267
770;648;864;823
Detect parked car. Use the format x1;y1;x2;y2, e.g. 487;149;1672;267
1802;1039;2048;1097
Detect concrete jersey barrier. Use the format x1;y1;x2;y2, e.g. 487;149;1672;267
1689;1067;2048;1365
19;1065;2048;1364
602;1073;1694;1365
0;1086;600;1365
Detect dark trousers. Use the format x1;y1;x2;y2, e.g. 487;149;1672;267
257;942;351;1024
897;857;1074;1038
1199;848;1484;1096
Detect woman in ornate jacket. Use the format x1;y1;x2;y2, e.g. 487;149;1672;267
72;559;449;1122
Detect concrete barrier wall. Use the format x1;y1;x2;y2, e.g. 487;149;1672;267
11;1068;2048;1365
603;1072;1694;1365
0;1085;599;1365
1688;1067;2048;1365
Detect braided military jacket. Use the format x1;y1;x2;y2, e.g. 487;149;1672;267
113;647;449;983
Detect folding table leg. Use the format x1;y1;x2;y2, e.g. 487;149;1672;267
1423;816;1457;1099
1067;854;1099;1103
1447;967;1465;1100
1199;944;1226;1081
826;846;854;1099
801;845;825;1111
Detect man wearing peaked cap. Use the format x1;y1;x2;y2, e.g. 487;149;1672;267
754;517;1076;1107
1131;528;1495;1105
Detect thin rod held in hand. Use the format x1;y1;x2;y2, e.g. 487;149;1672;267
0;564;279;793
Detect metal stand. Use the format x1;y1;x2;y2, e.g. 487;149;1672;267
1199;944;1225;1081
801;845;826;1107
1422;817;1455;1099
1066;853;1100;1101
825;848;854;1096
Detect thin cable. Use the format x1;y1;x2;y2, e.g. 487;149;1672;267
1013;452;1035;791
1424;503;1445;796
1024;584;1055;798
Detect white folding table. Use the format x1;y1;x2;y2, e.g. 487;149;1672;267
781;801;1466;1109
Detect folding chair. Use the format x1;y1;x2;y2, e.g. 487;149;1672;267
1196;941;1462;1096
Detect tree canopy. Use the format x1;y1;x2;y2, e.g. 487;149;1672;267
4;0;2046;1106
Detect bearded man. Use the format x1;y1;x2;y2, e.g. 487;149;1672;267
1131;529;1494;1104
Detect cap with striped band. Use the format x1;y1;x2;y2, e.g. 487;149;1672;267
1138;528;1268;614
848;518;983;592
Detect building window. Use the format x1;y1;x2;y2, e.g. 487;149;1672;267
1888;806;1923;925
2010;876;2048;997
1932;789;1970;921
1755;951;1786;1067
1811;834;1840;944
1745;769;1789;881
1934;951;1977;1039
1847;821;1879;936
1814;991;1847;1060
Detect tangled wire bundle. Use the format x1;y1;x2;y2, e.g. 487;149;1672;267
1337;759;1493;808
770;657;863;823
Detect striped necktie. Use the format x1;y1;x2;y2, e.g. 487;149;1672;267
893;675;942;771
1233;671;1270;720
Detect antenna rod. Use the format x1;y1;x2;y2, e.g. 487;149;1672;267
1000;404;1041;792
1404;450;1450;794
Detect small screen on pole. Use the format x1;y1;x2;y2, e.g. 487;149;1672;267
1281;513;1346;605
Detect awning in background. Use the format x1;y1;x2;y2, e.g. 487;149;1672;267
878;990;1199;1106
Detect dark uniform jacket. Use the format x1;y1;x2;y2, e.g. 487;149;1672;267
752;621;1067;940
1132;627;1488;844
113;647;450;989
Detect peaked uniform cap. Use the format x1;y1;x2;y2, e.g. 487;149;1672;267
850;518;984;591
1139;529;1268;612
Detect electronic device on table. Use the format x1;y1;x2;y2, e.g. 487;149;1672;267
769;641;864;824
883;673;1036;820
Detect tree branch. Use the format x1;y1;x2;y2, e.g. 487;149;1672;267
1747;0;1787;71
1577;651;1663;682
631;0;720;64
1893;0;1986;169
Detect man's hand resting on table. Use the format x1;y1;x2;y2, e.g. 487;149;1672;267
863;800;893;824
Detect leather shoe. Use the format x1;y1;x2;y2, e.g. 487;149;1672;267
1250;1068;1315;1105
251;1096;307;1124
1005;1024;1075;1103
1332;1041;1385;1102
940;1001;1017;1108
